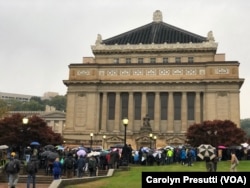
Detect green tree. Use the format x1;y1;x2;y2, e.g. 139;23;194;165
241;118;250;138
48;95;66;111
186;120;247;147
0;99;10;118
0;113;63;147
21;100;44;111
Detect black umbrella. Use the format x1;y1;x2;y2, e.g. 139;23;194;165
41;150;53;157
44;144;55;150
197;144;216;160
47;152;59;160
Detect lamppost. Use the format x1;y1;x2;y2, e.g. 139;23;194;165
22;117;29;161
122;118;129;166
123;118;128;146
149;133;153;148
22;117;29;125
102;135;106;149
90;133;94;151
153;135;157;149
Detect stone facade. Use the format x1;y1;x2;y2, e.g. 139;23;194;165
63;10;244;150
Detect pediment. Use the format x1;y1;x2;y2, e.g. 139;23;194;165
106;136;123;142
135;136;150;142
166;136;185;145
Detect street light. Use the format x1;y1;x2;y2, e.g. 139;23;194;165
149;133;153;148
22;117;29;161
153;136;157;149
121;118;129;166
123;118;128;146
102;135;106;149
90;133;94;151
22;117;29;125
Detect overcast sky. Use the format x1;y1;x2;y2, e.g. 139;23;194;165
0;0;249;119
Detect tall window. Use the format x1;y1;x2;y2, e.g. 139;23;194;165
113;58;119;64
147;93;155;120
160;92;168;120
187;92;195;120
121;92;128;119
138;58;143;64
188;57;194;63
134;93;142;120
174;92;181;120
108;93;115;120
126;58;131;64
150;58;156;64
175;57;181;64
163;57;168;64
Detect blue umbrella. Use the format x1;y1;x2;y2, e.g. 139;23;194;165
30;141;40;146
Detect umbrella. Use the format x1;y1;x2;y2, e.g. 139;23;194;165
218;145;226;149
87;151;100;157
229;145;242;150
141;147;150;153
56;146;64;151
30;141;40;146
0;145;9;150
41;150;53;157
77;149;87;157
78;146;88;152
164;145;174;150
241;143;249;148
47;152;59;160
44;144;55;150
197;144;216;160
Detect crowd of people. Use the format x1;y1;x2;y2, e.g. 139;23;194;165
0;143;246;187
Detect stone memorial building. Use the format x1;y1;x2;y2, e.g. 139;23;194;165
63;10;244;149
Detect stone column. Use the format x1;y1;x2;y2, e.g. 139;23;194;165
181;92;187;133
101;92;107;132
154;92;160;132
114;92;120;132
167;92;174;133
141;92;147;119
195;91;201;124
128;92;134;132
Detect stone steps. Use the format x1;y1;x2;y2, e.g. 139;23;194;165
0;167;109;184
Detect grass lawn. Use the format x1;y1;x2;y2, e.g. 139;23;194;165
65;160;250;188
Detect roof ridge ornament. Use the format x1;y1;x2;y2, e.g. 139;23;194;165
153;10;163;22
207;31;215;42
95;34;102;45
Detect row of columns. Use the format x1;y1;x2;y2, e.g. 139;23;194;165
100;91;202;133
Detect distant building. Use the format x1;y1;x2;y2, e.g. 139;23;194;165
0;92;37;103
42;92;59;100
9;105;65;136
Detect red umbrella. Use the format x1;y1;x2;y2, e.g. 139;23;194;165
218;145;226;149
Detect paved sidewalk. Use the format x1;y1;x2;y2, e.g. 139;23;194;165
0;183;51;188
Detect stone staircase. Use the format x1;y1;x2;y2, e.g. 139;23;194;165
0;165;109;184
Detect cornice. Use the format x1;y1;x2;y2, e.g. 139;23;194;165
91;41;218;54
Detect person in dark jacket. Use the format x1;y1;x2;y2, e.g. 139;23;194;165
63;153;76;178
26;155;38;188
76;155;86;177
4;152;21;188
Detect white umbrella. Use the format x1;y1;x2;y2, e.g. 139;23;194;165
0;145;8;150
87;151;100;157
241;143;249;148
